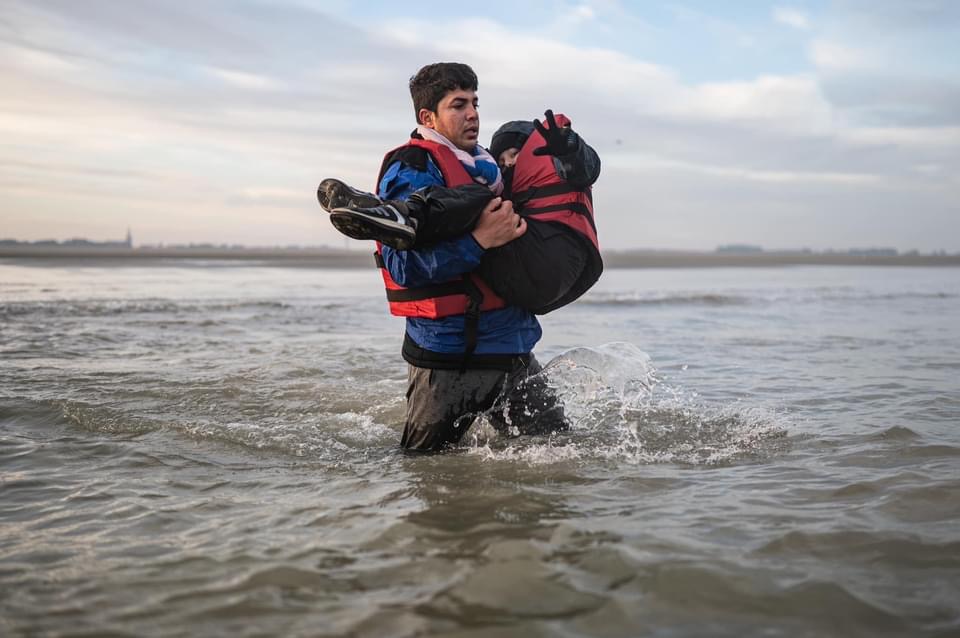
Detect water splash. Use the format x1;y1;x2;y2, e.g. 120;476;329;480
466;342;787;465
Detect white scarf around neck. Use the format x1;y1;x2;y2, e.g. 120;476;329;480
416;126;503;195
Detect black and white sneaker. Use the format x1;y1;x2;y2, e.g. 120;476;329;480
329;204;418;250
317;178;381;212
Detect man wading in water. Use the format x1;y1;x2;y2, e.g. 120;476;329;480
322;62;567;451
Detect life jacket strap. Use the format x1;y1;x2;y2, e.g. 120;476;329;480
385;280;468;302
460;275;484;370
511;182;585;207
521;202;598;235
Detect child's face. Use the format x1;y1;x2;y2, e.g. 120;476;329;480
497;147;520;169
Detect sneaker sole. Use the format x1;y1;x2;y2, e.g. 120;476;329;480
317;179;381;211
329;208;415;251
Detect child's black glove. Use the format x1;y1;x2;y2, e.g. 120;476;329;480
532;110;579;157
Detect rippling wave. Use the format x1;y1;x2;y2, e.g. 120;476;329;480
579;288;957;307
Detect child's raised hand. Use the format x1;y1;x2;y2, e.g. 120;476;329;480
532;110;578;157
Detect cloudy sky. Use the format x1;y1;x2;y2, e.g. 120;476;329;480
1;0;958;251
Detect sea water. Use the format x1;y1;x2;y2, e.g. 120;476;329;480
1;261;958;637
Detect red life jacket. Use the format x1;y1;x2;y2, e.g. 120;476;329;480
510;113;599;252
374;136;507;319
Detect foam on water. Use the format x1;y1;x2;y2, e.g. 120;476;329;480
465;342;788;465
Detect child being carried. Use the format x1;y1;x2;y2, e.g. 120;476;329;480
317;110;603;315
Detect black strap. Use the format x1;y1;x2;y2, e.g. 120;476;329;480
512;182;585;206
402;333;527;371
522;202;598;235
522;202;591;216
459;275;484;369
512;183;597;234
385;280;467;302
376;245;469;303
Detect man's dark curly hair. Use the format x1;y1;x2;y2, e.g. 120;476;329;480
409;62;478;123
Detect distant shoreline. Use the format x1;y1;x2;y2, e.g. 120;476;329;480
601;251;960;268
1;246;958;268
0;246;375;268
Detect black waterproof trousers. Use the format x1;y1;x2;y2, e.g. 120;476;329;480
400;354;567;451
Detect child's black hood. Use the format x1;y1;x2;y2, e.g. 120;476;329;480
488;120;535;160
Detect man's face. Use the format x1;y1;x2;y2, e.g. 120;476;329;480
419;88;479;152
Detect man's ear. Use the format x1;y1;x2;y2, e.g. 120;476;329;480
418;108;436;128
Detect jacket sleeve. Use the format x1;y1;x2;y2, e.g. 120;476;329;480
553;131;601;189
378;160;486;288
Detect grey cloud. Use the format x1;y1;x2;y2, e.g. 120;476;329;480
484;86;955;185
2;0;425;149
821;73;960;127
5;0;414;93
811;1;960;128
11;0;260;59
837;0;960;30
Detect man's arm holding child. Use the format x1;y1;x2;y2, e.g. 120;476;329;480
378;161;524;288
